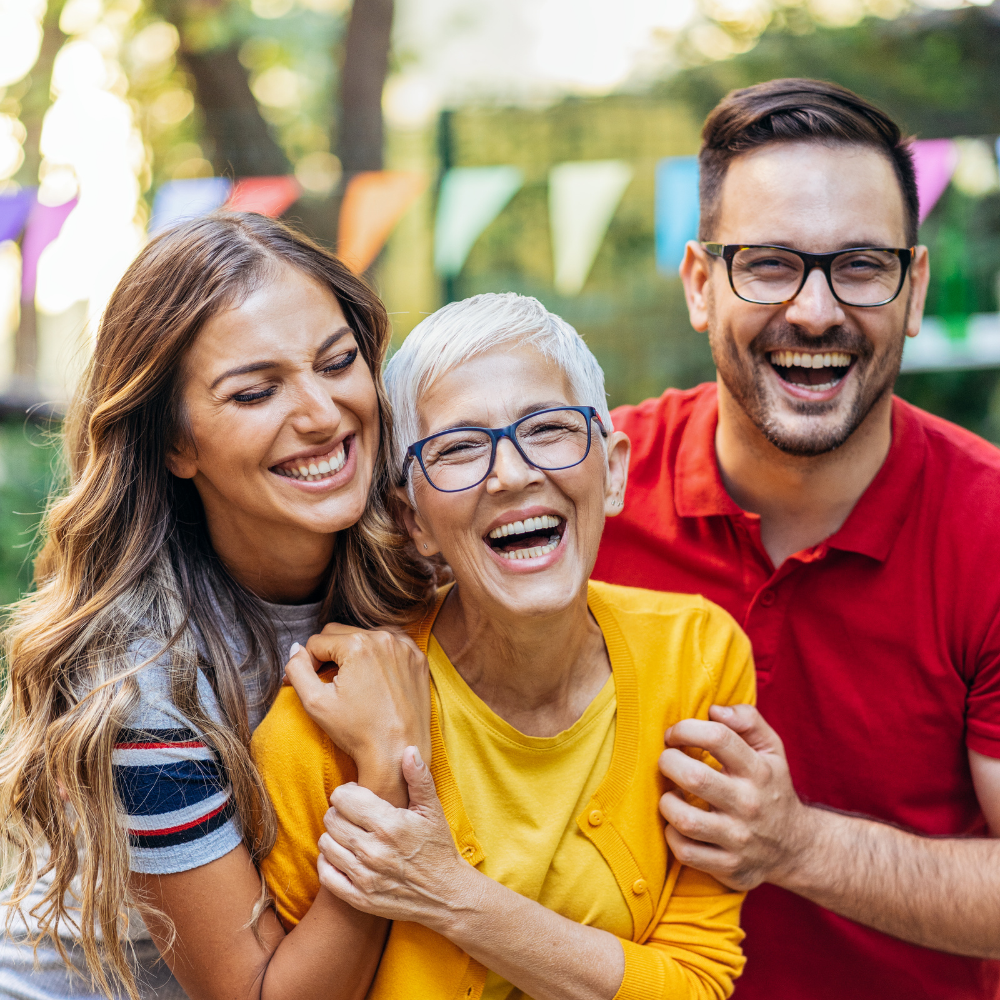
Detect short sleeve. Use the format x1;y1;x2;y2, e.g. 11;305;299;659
114;643;242;875
966;610;1000;759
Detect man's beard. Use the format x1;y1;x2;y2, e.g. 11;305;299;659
708;303;908;457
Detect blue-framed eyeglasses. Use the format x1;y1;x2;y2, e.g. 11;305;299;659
400;406;607;493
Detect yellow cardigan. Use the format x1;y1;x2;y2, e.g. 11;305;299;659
252;580;756;1000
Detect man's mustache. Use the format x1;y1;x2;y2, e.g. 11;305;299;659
747;322;874;360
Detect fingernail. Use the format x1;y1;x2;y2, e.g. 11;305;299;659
717;705;734;718
289;642;300;657
413;747;424;768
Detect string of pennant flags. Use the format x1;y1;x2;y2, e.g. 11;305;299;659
0;136;997;318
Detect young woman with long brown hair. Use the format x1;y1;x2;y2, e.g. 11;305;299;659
0;213;436;1000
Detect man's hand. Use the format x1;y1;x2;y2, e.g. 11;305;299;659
658;703;815;891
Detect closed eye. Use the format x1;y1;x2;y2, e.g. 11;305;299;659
320;347;358;374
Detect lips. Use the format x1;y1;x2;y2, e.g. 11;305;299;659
769;349;855;392
271;436;351;483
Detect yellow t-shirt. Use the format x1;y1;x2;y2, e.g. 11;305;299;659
428;634;630;1000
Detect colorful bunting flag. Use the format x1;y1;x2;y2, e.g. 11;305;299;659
655;156;699;274
0;187;36;244
549;160;632;297
21;197;77;301
150;177;232;234
433;166;524;278
911;139;959;224
337;171;427;274
226;175;302;217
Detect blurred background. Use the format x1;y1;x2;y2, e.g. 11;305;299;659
1;0;999;604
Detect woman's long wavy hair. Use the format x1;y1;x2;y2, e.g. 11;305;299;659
0;213;435;997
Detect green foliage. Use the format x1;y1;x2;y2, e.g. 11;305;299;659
0;419;60;607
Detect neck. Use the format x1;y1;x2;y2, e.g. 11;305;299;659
432;582;610;737
201;503;335;605
714;378;894;567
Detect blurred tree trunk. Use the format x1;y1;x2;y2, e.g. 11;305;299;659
183;48;290;177
336;0;394;174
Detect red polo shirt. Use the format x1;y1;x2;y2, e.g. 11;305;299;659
592;382;1000;1000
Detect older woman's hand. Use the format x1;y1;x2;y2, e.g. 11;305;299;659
284;626;431;807
316;747;478;932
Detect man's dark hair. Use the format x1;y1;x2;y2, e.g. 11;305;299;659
698;78;919;246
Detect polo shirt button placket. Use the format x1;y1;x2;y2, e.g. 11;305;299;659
759;589;776;607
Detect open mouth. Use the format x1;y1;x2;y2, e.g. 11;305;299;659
769;350;855;392
271;437;349;482
485;514;566;561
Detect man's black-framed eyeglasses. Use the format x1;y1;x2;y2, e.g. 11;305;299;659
701;243;915;308
400;406;607;493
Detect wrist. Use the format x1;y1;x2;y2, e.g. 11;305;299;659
769;801;829;892
355;753;408;808
426;860;491;942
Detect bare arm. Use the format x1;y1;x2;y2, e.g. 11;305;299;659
658;705;1000;960
134;846;386;1000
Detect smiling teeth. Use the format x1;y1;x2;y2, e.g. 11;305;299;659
500;539;560;560
488;514;562;539
770;350;852;368
276;443;346;481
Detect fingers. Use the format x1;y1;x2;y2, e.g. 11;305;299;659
283;645;330;704
401;747;442;816
663;822;745;889
658;748;745;812
665;718;760;779
709;704;786;756
328;782;395;832
317;851;361;903
658;788;729;845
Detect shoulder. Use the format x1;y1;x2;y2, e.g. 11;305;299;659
589;580;751;677
612;384;713;451
899;397;1000;484
252;684;356;804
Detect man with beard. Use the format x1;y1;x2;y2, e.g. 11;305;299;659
592;79;1000;999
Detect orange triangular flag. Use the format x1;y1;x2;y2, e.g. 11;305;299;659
226;176;302;217
337;171;426;273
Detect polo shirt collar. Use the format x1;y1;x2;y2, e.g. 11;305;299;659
674;383;743;518
825;397;926;562
673;385;927;563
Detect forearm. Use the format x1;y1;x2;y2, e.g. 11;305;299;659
778;806;1000;959
261;889;387;1000
433;867;625;1000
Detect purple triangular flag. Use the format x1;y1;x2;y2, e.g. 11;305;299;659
0;188;36;244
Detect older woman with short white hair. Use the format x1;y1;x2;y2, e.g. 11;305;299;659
253;292;757;1000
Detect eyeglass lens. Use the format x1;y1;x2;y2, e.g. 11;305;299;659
731;248;902;306
419;408;591;491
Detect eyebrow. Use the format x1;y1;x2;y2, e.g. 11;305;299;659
209;326;353;390
435;401;571;432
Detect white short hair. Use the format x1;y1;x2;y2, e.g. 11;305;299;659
384;292;613;486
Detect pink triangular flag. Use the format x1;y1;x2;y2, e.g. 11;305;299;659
911;139;959;224
226;176;301;217
21;198;77;302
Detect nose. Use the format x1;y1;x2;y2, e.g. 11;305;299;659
486;437;545;494
288;372;343;438
784;266;847;335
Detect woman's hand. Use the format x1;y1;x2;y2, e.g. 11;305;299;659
284;626;431;807
316;747;478;933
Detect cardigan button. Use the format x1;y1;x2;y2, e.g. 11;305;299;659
588;809;603;827
461;845;475;858
632;878;647;895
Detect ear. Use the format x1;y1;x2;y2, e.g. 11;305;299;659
604;430;631;518
165;440;198;480
679;240;712;334
393;485;442;557
904;245;930;339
